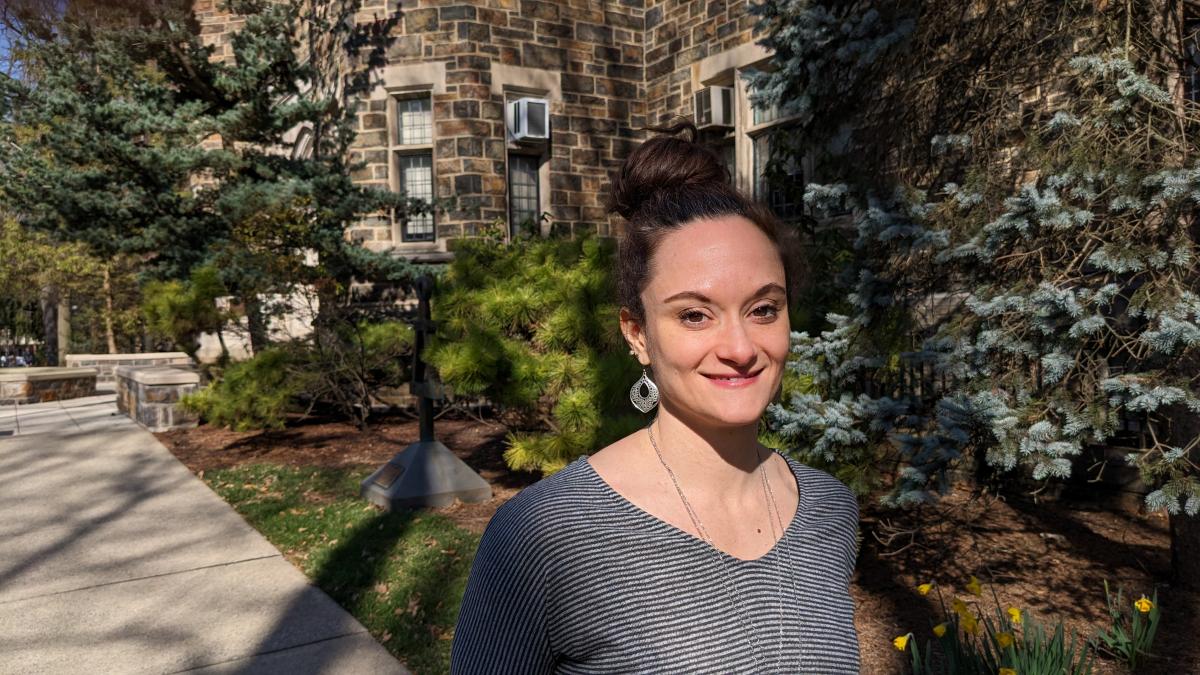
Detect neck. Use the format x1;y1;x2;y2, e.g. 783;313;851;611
648;400;766;504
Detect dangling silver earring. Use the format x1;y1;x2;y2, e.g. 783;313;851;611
629;368;659;413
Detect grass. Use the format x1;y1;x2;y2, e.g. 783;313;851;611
203;463;480;675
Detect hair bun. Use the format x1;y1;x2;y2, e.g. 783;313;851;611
607;120;730;221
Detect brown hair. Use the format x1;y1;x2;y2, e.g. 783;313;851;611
607;119;796;324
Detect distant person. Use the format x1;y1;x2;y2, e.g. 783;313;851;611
451;121;860;673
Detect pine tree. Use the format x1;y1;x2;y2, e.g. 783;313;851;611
428;233;646;475
0;0;426;351
751;0;1200;580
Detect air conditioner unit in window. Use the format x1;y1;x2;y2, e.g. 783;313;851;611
695;86;734;129
507;97;550;143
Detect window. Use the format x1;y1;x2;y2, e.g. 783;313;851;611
391;93;435;243
698;133;735;183
508;153;540;237
753;131;803;221
397;154;434;242
396;96;432;144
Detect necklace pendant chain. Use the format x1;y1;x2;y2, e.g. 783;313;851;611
646;418;799;673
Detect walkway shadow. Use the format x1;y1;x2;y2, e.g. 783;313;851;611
223;487;476;673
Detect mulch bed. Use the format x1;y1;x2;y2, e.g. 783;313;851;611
157;412;1197;673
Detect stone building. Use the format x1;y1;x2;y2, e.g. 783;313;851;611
193;0;801;259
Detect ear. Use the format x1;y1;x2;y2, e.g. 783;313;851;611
619;307;650;367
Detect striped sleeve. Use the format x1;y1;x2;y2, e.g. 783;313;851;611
450;498;555;674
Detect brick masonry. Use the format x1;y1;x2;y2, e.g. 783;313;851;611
65;353;194;386
192;0;766;251
116;367;201;433
0;369;98;405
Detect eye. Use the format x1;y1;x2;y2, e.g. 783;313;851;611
678;309;708;326
752;303;780;320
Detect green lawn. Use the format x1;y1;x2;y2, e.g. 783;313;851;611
203;464;480;675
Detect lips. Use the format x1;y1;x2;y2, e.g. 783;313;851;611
703;368;765;387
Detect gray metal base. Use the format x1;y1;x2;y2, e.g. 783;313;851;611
361;440;492;510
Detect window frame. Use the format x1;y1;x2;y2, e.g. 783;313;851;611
502;88;550;239
387;91;436;244
507;152;542;238
739;64;805;222
750;128;805;222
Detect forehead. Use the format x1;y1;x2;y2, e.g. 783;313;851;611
645;215;785;299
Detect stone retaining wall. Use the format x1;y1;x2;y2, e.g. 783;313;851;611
66;353;193;387
0;368;99;405
116;366;201;432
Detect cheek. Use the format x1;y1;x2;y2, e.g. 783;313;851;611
767;326;792;360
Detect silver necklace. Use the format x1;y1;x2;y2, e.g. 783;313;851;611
646;419;800;673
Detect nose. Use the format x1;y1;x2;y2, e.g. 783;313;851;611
713;316;756;367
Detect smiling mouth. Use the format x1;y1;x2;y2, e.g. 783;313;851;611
703;368;765;382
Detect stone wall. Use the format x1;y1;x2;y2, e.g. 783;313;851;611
345;0;649;249
193;0;772;253
115;366;201;433
642;0;761;125
0;368;98;405
65;353;193;387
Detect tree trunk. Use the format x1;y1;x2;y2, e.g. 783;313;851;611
1170;397;1200;589
244;295;269;355
1172;512;1200;590
102;264;117;354
215;327;229;364
57;297;70;365
39;285;59;366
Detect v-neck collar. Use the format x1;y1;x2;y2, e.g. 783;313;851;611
577;449;807;564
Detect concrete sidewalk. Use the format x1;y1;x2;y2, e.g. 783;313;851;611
0;395;409;674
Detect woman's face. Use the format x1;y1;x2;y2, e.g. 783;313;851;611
622;215;791;429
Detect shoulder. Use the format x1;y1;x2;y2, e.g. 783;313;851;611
478;457;601;557
784;457;860;524
783;457;860;573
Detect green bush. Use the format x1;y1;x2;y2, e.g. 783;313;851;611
142;265;229;361
182;348;307;431
427;235;644;475
182;319;415;432
307;319;415;428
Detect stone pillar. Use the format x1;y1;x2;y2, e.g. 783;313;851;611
57;298;71;366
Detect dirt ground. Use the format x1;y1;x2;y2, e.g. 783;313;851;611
158;412;1198;674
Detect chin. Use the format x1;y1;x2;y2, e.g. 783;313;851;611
698;400;771;428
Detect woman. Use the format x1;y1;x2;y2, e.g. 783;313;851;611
451;121;860;674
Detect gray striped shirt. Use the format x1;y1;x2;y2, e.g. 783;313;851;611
451;451;860;673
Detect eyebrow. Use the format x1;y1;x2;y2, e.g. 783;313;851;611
662;283;786;304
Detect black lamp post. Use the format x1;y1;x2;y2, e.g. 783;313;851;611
360;274;491;510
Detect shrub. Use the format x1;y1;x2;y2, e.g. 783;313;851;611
182;348;307;431
182;319;415;431
427;235;644;475
306;319;415;428
141;265;229;361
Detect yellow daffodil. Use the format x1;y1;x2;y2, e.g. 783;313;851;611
932;623;948;638
1135;596;1153;613
999;668;1017;675
966;575;983;597
962;614;980;636
893;634;910;651
917;582;934;596
952;598;971;618
996;632;1014;648
1007;607;1022;625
